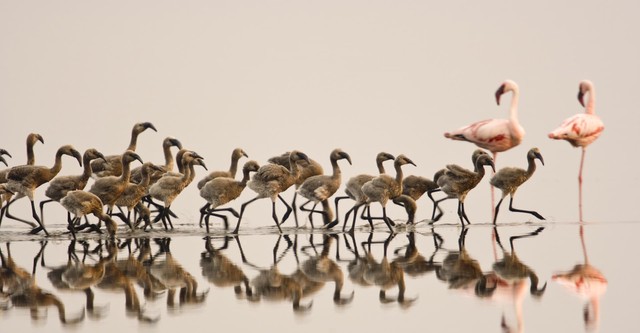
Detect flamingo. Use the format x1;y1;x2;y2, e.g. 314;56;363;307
548;80;604;221
490;148;545;224
552;225;607;330
444;80;525;211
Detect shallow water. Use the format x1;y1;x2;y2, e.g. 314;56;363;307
1;217;637;333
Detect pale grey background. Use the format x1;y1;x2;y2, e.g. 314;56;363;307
1;1;639;331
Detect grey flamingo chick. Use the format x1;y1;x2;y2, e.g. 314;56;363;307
2;145;82;235
40;148;106;224
234;151;310;234
298;149;352;228
88;150;143;229
90;122;156;178
428;149;488;221
268;151;324;227
130;137;183;185
0;133;44;227
114;162;164;230
60;190;118;238
490;148;545;224
197;148;248;190
149;151;207;230
334;152;395;231
361;155;416;233
199;160;260;232
396;172;444;222
0;133;43;183
434;152;494;225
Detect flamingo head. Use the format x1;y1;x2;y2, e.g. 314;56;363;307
578;80;594;107
495;80;518;105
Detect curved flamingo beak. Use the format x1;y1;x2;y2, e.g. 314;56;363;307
534;152;545;166
495;84;506;105
0;155;7;167
578;90;586;107
0;149;12;158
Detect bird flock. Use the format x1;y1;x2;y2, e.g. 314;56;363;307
0;80;604;238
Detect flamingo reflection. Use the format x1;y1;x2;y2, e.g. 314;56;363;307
553;225;607;331
46;240;110;319
147;238;209;309
490;227;547;333
0;242;85;324
200;236;252;298
345;232;416;307
246;235;313;312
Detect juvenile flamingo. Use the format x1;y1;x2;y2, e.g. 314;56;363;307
490;148;545;224
199;160;260;232
444;80;525;210
435;153;495;226
297;149;352;228
197;148;248;190
233;151;309;234
0;133;44;227
268;151;324;227
91;122;156;178
333;152;395;231
361;155;416;233
548;80;604;221
2;145;82;235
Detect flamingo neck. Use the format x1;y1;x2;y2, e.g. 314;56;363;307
26;141;36;165
139;168;151;187
229;155;241;178
508;88;521;126
240;168;252;185
127;129;140;151
330;158;342;179
119;160;133;183
526;155;538;178
376;159;386;174
80;155;93;181
163;145;175;172
394;162;404;187
585;88;596;115
49;151;65;176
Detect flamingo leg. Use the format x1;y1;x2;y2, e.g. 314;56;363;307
38;199;55;226
430;196;449;223
204;211;229;232
278;195;293;225
427;189;443;221
285;192;299;227
234;196;260;234
1;197;38;228
342;203;360;232
199;203;210;227
381;206;395;233
507;197;545;220
493;197;505;224
332;195;349;227
270;201;283;233
28;200;49;236
578;147;586;222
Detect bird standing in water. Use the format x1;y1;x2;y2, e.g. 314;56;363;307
490;148;545;224
548;80;604;221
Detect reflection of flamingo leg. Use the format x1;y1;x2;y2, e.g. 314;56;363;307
578;148;586;222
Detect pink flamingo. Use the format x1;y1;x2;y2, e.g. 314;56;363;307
548;80;604;221
444;80;525;212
